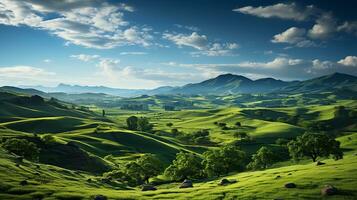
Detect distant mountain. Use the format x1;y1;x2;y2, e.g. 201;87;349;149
280;72;357;93
23;83;148;97
168;73;292;95
10;73;357;97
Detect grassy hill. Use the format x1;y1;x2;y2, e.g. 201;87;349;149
0;86;356;199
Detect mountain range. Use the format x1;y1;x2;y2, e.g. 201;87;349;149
6;72;357;97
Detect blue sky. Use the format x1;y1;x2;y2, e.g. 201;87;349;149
0;0;356;89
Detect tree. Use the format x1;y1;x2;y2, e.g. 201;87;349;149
247;146;275;170
276;138;290;146
102;109;105;117
2;138;40;161
137;117;153;132
126;116;138;130
136;154;163;183
164;152;202;180
202;144;246;177
166;122;173;127
287;133;343;162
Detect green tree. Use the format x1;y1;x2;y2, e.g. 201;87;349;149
247;146;275;169
164;152;202;180
166;122;173;127
202;144;246;177
2;138;40;161
136;154;163;183
137;117;153;132
287;133;343;162
126;116;138;130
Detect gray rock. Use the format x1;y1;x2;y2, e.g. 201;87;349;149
141;184;157;191
179;179;193;188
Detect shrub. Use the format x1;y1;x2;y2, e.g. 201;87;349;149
2;138;40;161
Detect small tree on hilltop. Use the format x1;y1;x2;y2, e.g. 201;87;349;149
2;138;40;161
126;116;138;130
136;154;163;183
247;146;275;170
287;133;343;162
164;152;202;180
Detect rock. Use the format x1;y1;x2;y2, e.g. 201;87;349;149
93;195;107;200
287;173;292;175
20;180;28;186
87;178;92;182
316;161;325;166
141;184;157;191
275;175;281;179
219;179;230;185
284;183;296;188
179;179;193;188
321;185;338;196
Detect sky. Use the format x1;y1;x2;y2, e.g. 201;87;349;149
0;0;356;89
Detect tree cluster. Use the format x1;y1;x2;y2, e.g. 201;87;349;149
126;116;153;132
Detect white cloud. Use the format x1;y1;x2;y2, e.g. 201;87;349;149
70;54;100;62
163;32;239;56
338;56;357;67
120;52;147;55
272;27;316;48
163;32;208;50
308;13;337;39
312;59;334;70
0;66;55;79
233;3;316;21
338;21;357;36
0;0;153;49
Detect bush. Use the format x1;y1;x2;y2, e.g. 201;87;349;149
2;138;40;161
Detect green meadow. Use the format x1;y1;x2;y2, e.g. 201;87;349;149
0;87;356;200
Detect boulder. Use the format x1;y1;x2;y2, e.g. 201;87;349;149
179;179;193;188
141;184;157;191
321;185;338;196
316;161;325;166
218;179;237;185
93;195;107;200
219;179;230;185
284;183;296;188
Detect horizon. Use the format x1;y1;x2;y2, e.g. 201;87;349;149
0;0;357;89
5;71;354;90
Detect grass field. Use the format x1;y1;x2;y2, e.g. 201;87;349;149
0;91;356;199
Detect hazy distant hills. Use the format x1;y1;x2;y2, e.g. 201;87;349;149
4;73;357;97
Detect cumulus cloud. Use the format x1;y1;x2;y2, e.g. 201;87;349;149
0;0;153;49
338;56;357;67
272;27;316;47
163;32;239;56
70;54;100;62
308;13;337;39
233;3;316;21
